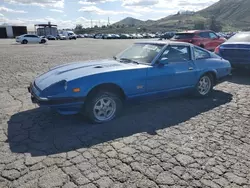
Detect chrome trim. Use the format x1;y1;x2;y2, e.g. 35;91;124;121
30;83;49;101
220;47;250;50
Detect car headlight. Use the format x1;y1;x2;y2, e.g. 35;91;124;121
43;80;68;96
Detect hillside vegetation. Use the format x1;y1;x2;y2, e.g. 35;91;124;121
198;0;250;29
77;0;250;33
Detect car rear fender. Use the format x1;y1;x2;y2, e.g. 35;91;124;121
199;69;218;84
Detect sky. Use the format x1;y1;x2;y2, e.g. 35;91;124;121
0;0;219;30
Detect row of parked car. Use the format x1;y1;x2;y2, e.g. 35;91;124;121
80;31;234;40
41;34;77;40
92;33;159;39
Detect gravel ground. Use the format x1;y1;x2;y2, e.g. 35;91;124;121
0;39;250;188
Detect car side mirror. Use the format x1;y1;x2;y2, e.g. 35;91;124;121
158;57;169;66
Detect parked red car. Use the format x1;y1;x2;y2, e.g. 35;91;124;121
170;30;226;51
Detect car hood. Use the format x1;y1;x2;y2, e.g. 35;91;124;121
35;59;150;90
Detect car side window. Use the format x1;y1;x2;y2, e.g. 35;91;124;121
160;45;191;63
194;47;210;60
209;32;218;39
199;32;210;38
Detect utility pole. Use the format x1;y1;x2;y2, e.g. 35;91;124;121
108;17;110;26
91;19;93;28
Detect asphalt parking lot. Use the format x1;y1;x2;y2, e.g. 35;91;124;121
0;38;250;188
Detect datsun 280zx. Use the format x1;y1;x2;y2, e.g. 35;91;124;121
28;41;232;123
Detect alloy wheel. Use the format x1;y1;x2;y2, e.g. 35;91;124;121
93;96;116;122
198;75;212;95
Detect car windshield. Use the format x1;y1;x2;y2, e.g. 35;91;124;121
227;32;250;42
173;33;194;39
115;43;164;64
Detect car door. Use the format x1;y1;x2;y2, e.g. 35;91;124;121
199;32;210;49
33;35;40;43
146;45;198;93
208;32;220;50
24;35;31;43
27;35;36;43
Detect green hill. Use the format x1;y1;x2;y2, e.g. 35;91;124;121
198;0;250;30
79;0;250;33
113;17;144;26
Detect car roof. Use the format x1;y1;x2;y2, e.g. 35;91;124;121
135;40;192;46
176;30;213;34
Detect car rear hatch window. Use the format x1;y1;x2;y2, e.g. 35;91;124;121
173;33;195;39
227;32;250;42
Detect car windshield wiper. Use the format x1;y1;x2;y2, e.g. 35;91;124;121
119;58;139;64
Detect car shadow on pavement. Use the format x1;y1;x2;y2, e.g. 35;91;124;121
229;70;250;85
7;90;232;156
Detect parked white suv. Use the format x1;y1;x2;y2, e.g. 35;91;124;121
16;34;48;44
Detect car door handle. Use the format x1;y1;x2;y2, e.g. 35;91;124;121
188;67;194;70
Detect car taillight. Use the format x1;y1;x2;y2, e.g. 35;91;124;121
214;46;220;54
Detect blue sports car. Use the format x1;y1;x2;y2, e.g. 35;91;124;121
215;32;250;69
28;41;232;123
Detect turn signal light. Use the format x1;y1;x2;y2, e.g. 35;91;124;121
214;46;220;54
73;88;80;92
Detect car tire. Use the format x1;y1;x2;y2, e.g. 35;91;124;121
85;91;123;124
41;39;46;44
194;74;214;97
22;40;28;44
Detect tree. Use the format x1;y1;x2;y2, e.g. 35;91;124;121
142;27;147;32
94;25;98;28
194;21;205;30
209;16;222;32
74;24;83;34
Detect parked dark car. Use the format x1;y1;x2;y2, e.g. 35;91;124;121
111;34;120;39
215;32;250;69
170;30;226;51
46;35;56;40
77;34;85;38
94;34;103;39
159;32;175;40
120;34;131;39
102;34;112;39
68;33;77;40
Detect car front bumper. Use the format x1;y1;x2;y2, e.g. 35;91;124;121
28;84;85;115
